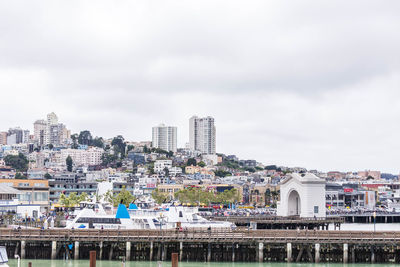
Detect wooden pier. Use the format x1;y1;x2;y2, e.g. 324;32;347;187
205;216;344;230
1;228;400;263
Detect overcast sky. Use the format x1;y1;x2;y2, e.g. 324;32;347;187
0;1;399;173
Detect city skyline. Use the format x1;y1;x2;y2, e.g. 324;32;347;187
1;1;400;173
0;111;397;175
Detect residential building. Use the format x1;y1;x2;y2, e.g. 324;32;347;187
127;152;146;165
185;166;214;176
33;120;47;146
152;124;177;152
49;123;68;145
7;127;29;144
154;160;173;173
60;147;104;167
239;160;257;168
33;112;70;146
189;116;216;154
0;132;7;145
358;170;381;180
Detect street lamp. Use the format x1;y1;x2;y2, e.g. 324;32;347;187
158;214;166;234
373;210;376;232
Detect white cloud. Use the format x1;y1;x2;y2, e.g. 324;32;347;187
0;0;399;173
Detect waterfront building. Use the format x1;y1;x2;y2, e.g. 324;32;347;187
189;116;216;155
277;173;326;218
152;124;177;152
325;183;376;209
0;178;49;208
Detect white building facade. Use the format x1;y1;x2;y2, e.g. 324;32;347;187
60;147;104;167
189;116;216;155
154;160;173;173
277;173;326;218
152;124;177;152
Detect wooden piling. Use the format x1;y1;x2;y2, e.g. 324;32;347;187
171;253;178;267
90;251;96;267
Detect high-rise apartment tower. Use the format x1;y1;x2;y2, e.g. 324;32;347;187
189;116;216;155
152;124;177;152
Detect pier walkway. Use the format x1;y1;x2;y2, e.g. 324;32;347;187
204;216;344;229
0;228;395;244
1;228;400;263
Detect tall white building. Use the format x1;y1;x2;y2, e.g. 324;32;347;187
7;127;30;144
45;112;58;145
152;124;177;152
34;112;70;146
34;120;47;146
189;116;216;155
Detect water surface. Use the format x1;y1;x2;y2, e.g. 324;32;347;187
7;259;397;267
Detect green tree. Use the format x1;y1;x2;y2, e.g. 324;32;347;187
71;133;79;149
163;167;170;177
104;188;135;207
48;144;54;150
174;187;239;205
127;145;135;153
78;130;93;146
92;137;104;148
4;153;28;172
265;165;277;170
198;161;206;167
214;170;232;177
152;188;168;204
15;172;26;179
186;158;197;166
112;135;126;159
44;173;52;179
101;153;117;166
115;187;135;206
66;155;73;172
59;192;89;207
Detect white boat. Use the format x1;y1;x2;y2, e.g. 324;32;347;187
129;205;233;230
0;246;9;267
66;202;234;230
65;202;133;229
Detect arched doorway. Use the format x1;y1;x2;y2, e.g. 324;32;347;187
288;190;301;216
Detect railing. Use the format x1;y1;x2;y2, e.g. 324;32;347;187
0;228;398;244
205;215;345;223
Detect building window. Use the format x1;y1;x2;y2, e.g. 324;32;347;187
314;206;319;214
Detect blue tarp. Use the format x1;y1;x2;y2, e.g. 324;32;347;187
128;203;138;210
116;204;130;219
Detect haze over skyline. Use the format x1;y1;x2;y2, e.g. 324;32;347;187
1;1;399;173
